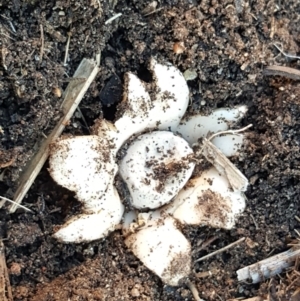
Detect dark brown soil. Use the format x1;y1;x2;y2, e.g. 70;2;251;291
1;0;300;300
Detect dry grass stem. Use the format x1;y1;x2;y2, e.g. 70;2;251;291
105;13;122;24
295;216;300;223
237;247;300;283
273;43;300;60
186;279;205;301
143;7;164;17
229;297;262;301
0;196;33;213
195;237;245;263
192;236;218;254
263;65;300;80
39;24;44;64
0;241;13;301
63;32;71;66
207;124;253;142
202;139;248;191
10;57;100;213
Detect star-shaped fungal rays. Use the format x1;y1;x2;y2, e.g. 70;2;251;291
49;58;249;287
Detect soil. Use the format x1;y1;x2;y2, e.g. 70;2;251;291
0;0;300;300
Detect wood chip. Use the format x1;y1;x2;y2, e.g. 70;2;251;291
0;241;13;301
263;66;300;80
201;138;248;192
237;247;300;283
10;57;100;213
228;297;262;301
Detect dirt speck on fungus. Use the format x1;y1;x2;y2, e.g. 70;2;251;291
1;0;300;300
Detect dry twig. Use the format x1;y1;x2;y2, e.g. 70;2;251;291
105;13;122;24
0;241;13;301
195;125;252;192
273;43;300;60
201;139;249;191
237;247;300;283
263;65;300;80
63;32;71;66
195;237;245;263
10;57;100;213
0;196;33;213
39;24;44;65
192;236;218;254
186;279;205;301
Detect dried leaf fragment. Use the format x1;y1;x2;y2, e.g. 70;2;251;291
201;138;248;192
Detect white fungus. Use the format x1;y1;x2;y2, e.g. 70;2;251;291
48;57;251;287
113;58;189;151
170;167;246;229
54;186;124;243
49;135;117;211
49;136;124;243
175;105;247;145
125;217;191;286
119;131;195;209
210;134;244;157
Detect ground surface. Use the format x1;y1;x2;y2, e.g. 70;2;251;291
0;0;300;300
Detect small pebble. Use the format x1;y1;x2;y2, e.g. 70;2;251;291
131;288;140;297
183;69;198;81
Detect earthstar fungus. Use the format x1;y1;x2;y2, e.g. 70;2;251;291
49;58;250;287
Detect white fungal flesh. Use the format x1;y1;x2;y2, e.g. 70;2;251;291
122;210;138;236
150;58;190;131
114;73;151;150
175;105;248;145
171;167;246;229
125;217;191;286
49;136;117;212
92;119;118;153
211;134;244;157
48;58;250;288
54;186;124;243
119;131;195;209
114;59;189;152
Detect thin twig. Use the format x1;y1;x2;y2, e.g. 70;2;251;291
0;32;15;41
0;196;33;213
39;24;44;65
63;32;71;66
0;241;13;301
273;43;300;60
186;279;205;301
195;237;245;263
192;236;218;254
0;14;16;33
263;65;300;80
237;247;300;283
10;58;100;213
208;124;253;141
295;215;300;223
76;107;90;133
294;228;300;238
105;13;122;24
143;7;164;17
250;214;259;230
